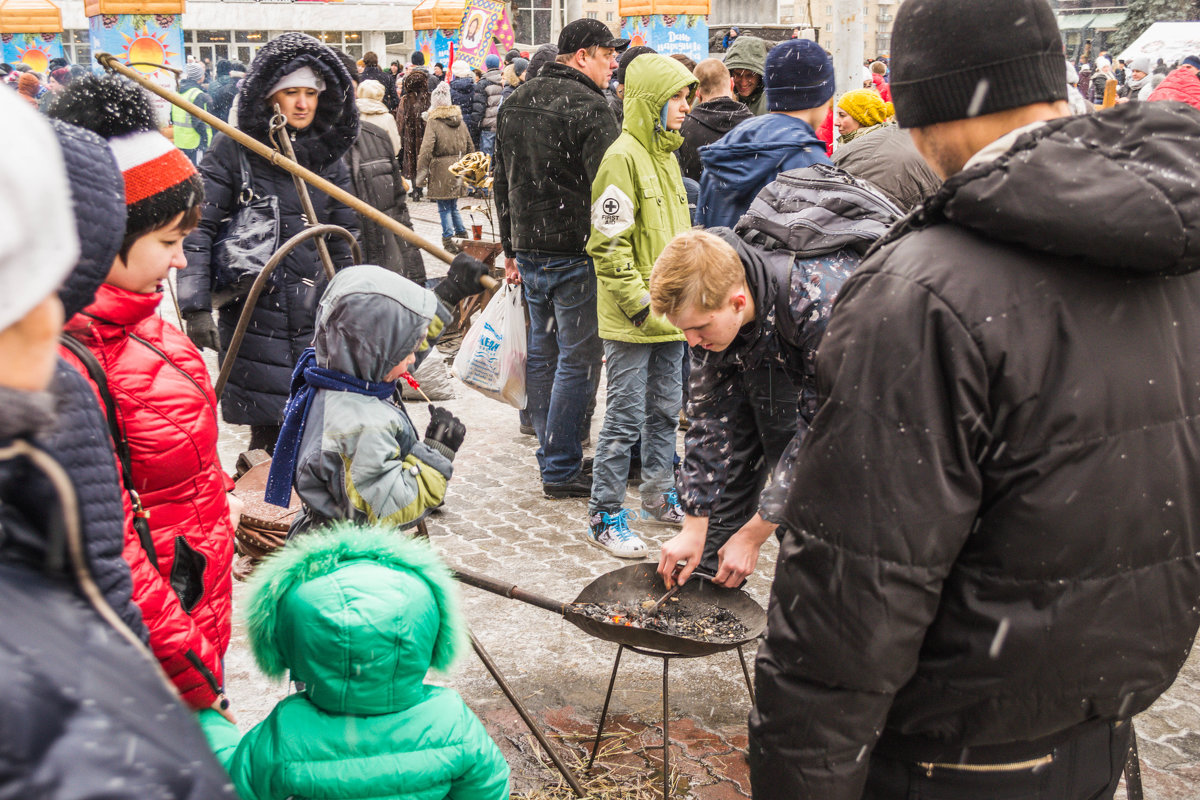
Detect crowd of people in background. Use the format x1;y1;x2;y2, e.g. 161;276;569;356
5;1;1200;797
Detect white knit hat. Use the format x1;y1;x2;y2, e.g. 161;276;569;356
268;65;327;97
0;90;78;332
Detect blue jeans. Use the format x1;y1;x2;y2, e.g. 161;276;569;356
479;130;496;156
589;339;684;514
516;252;603;484
436;199;465;239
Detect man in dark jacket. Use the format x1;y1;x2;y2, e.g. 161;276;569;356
653;167;900;588
360;50;398;112
473;53;504;154
0;89;235;800
448;59;478;145
676;57;752;181
493;18;625;498
208;58;244;121
696;39;833;229
750;1;1200;798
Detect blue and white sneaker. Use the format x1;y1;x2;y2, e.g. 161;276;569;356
640;487;685;527
586;509;648;559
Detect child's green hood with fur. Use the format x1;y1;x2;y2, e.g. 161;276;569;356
244;524;467;715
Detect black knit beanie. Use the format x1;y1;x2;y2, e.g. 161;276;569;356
890;0;1066;128
615;46;656;85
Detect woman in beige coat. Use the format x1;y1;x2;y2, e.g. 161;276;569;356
356;79;400;155
416;82;473;252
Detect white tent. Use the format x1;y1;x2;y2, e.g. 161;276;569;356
1118;20;1200;67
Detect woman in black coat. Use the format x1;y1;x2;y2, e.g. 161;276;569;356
181;32;360;452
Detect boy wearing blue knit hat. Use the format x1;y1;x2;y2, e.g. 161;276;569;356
697;39;834;229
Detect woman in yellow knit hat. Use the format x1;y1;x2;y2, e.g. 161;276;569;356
834;88;895;144
831;88;940;211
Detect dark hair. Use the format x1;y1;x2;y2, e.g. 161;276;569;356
335;50;359;83
363;51;379;68
118;202;203;261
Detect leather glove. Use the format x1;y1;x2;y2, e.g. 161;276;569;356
434;253;489;308
184;309;220;351
424;406;466;454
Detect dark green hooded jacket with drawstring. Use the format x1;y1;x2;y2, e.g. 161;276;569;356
202;524;510;799
586;54;696;344
723;35;769;116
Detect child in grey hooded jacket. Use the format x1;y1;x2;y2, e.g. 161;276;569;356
265;264;470;535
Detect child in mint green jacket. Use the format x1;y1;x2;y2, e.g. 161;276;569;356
201;524;509;800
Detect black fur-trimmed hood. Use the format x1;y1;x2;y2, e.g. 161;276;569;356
238;32;358;170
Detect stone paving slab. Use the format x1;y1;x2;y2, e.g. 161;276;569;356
177;219;1200;798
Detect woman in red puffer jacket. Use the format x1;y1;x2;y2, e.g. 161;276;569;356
51;73;236;716
63;281;235;711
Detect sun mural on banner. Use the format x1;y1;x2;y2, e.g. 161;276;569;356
1;32;65;72
88;13;183;125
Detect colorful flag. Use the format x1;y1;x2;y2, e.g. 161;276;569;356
455;0;512;71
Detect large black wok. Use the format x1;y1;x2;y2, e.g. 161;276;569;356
452;562;766;657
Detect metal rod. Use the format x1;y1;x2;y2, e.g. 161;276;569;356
1125;722;1143;800
587;645;624;773
271;117;337;281
452;566;572;616
737;645;756;705
213;224;359;398
95;52;458;265
662;655;671;800
469;631;588;797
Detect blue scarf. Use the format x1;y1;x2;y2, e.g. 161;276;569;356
264;348;398;508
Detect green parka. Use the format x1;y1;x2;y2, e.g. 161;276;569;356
586;54;696;344
724;36;769;116
202;525;509;800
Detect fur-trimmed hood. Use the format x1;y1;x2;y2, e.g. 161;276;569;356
244;523;467;715
238;32;358;171
425;103;463;125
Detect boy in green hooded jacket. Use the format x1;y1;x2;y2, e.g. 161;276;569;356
201;524;510;800
584;54;697;558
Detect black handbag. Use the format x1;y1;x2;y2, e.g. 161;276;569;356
211;148;280;308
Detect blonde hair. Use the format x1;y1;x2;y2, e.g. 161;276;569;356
694;58;731;99
651;230;745;317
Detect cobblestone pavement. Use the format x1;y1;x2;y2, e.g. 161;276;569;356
190;198;1200;798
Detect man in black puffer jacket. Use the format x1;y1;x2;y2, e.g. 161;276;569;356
182;32;360;452
750;2;1200;799
492;18;625;497
360;50;398;112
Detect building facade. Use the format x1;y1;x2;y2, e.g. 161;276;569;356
780;0;900;58
56;0;422;69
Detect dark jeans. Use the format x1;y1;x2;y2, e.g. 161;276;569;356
864;721;1132;800
516;252;603;484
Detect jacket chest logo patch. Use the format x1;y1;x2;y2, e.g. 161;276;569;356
592;184;635;238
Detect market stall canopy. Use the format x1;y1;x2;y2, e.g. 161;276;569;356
1120;21;1200;67
83;0;184;17
619;0;710;13
0;0;61;33
413;0;465;31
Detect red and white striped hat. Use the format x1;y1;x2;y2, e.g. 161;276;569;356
107;130;201;234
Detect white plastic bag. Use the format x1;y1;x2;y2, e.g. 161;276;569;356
452;282;527;409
